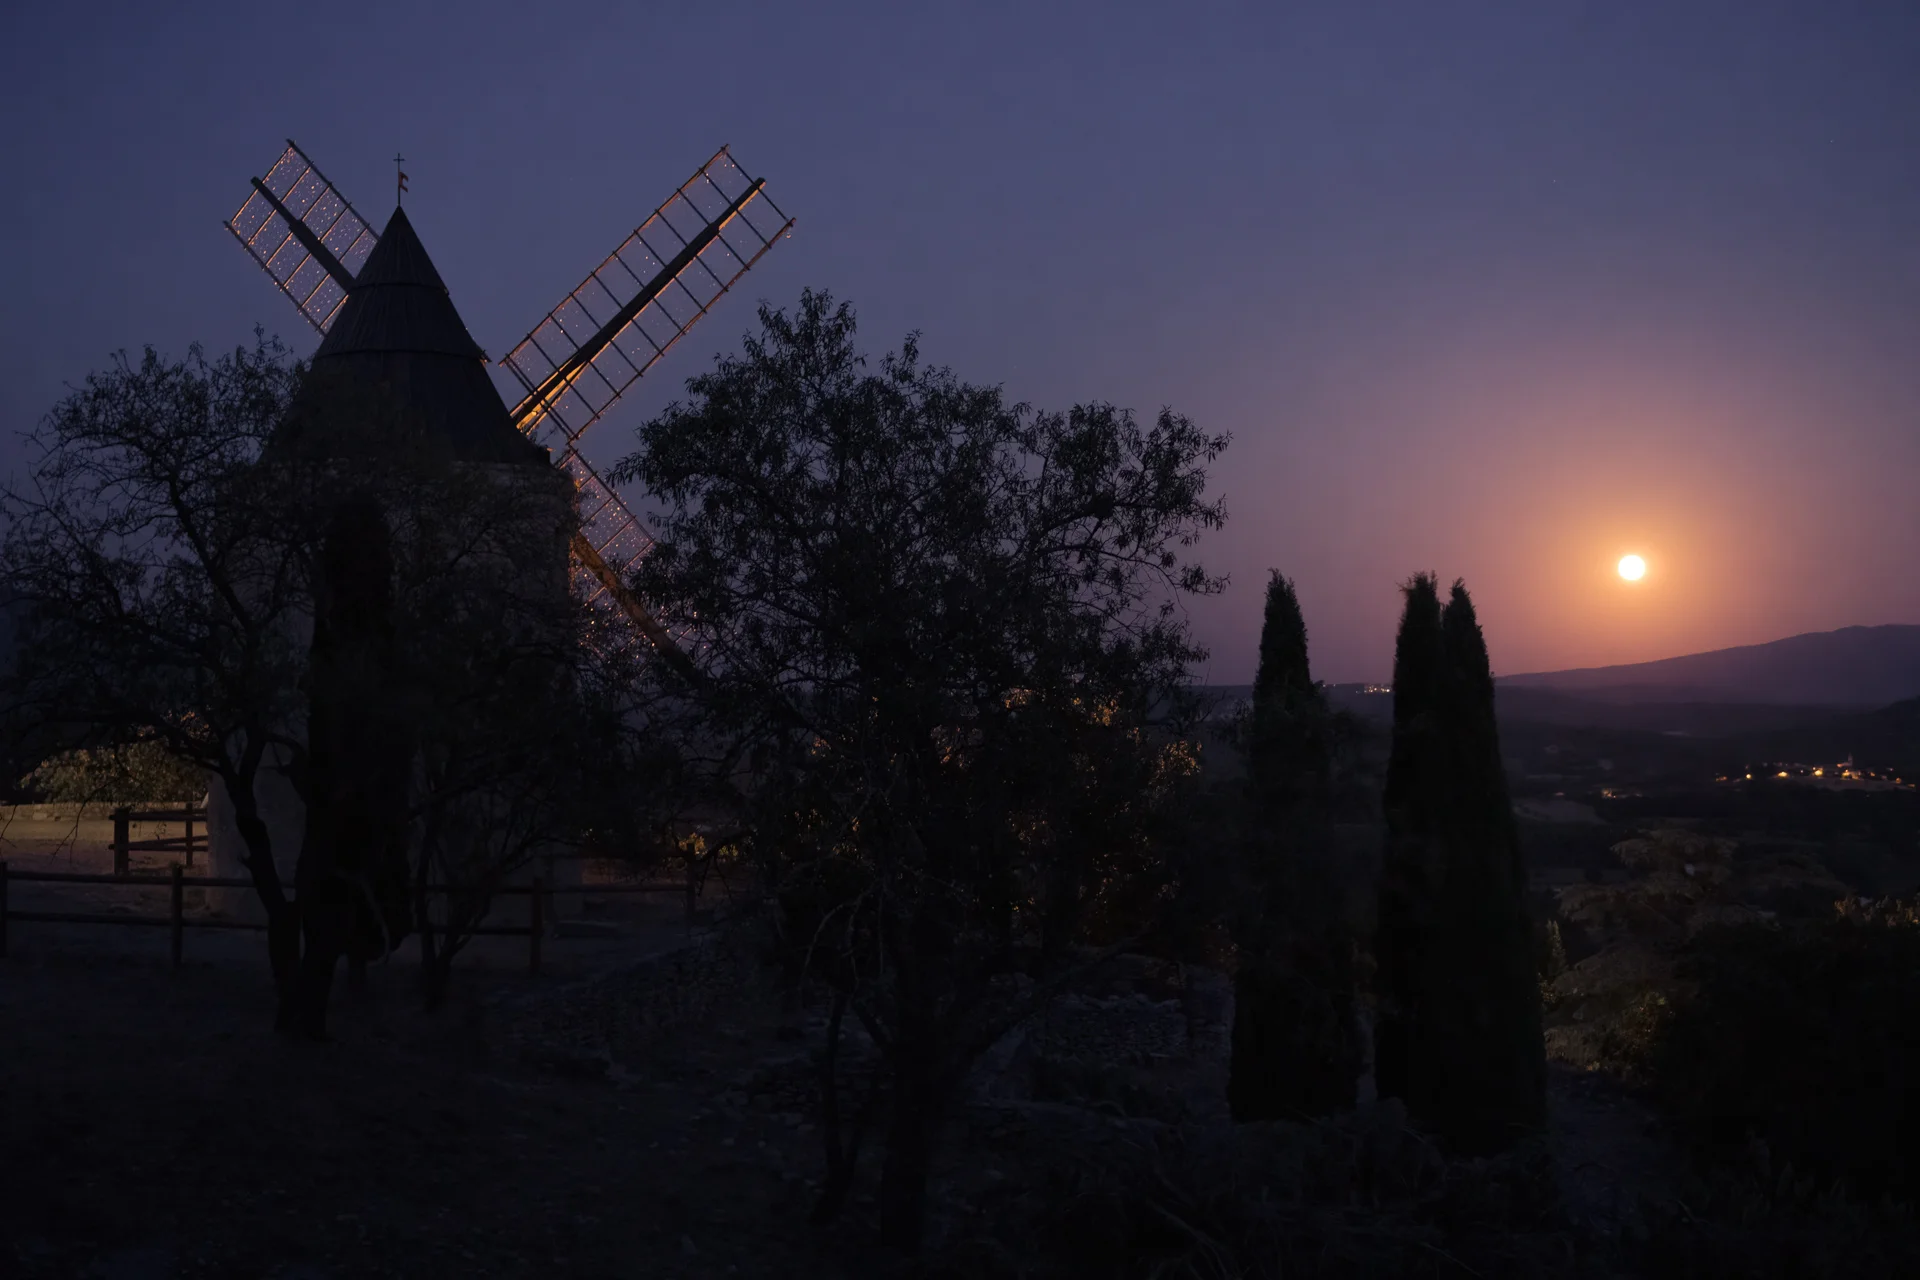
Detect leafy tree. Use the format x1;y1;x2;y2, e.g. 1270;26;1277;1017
1375;576;1543;1152
613;289;1226;1251
1228;572;1360;1120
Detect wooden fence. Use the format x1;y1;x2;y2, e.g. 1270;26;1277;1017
0;862;686;973
111;804;206;876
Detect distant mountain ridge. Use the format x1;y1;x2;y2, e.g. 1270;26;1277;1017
1499;624;1920;708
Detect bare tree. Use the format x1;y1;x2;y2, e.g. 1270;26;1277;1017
1;339;653;1032
1;340;317;1020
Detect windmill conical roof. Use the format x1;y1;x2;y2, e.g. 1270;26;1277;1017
285;207;547;466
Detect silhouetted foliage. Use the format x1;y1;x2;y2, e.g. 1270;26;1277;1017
613;289;1226;1251
1627;1163;1920;1280
1245;573;1326;814
1;341;318;1017
1375;574;1447;1110
290;498;411;1034
1652;914;1920;1203
0;340;637;1034
1430;581;1545;1148
1376;576;1544;1153
1228;572;1360;1121
1544;827;1857;1080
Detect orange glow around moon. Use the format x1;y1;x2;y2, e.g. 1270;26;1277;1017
1617;554;1647;581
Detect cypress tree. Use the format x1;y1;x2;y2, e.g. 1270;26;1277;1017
1229;572;1360;1120
1430;580;1545;1150
1374;573;1447;1108
1247;572;1318;805
1374;576;1545;1151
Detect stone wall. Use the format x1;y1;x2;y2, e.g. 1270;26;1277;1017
969;960;1235;1123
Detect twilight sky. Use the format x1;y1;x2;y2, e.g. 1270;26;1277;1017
4;1;1917;684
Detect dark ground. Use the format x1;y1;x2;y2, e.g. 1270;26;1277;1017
0;815;1697;1280
0;915;917;1279
0;916;1676;1279
0;821;885;1279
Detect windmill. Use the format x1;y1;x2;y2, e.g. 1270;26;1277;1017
224;139;793;662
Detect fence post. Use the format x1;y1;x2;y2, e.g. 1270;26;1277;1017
1;860;8;959
169;863;184;970
182;804;195;869
112;809;130;877
528;876;544;976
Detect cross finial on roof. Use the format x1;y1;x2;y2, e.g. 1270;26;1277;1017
395;153;408;205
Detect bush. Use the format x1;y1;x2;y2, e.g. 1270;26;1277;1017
1543;826;1852;1080
1651;915;1920;1203
1627;1162;1920;1279
21;741;206;804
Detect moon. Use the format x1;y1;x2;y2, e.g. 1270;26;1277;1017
1617;554;1647;581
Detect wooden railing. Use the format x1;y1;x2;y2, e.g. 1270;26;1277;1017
0;863;685;972
111;804;206;876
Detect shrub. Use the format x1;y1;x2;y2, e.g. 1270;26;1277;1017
1650;914;1920;1203
1544;827;1846;1080
1627;1162;1920;1280
21;741;206;804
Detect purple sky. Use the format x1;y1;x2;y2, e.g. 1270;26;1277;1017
5;1;1918;683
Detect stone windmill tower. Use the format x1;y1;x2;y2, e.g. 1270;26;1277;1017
207;142;792;927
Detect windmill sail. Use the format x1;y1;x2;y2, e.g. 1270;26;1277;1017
501;146;791;646
559;447;654;601
224;142;792;665
501;146;793;448
226;140;379;335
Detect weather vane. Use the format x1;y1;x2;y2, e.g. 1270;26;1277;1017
395;152;408;205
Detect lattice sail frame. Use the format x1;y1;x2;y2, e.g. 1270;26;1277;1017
501;146;793;603
225;141;379;335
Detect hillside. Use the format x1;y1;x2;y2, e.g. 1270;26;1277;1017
1734;696;1920;778
1498;624;1920;708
